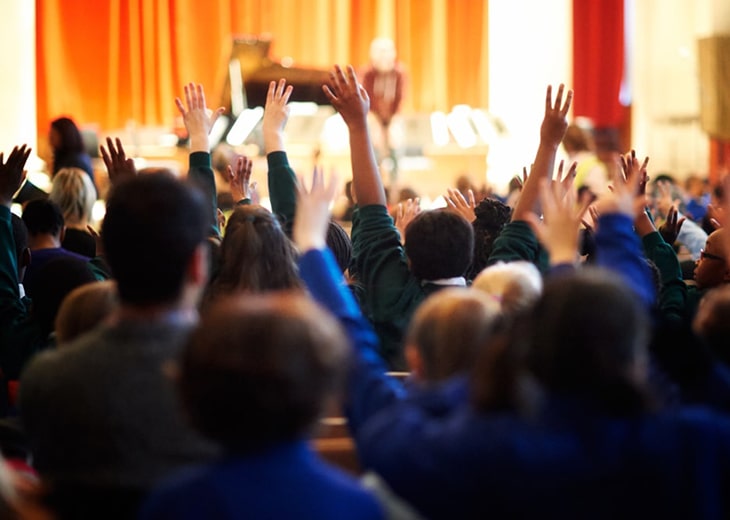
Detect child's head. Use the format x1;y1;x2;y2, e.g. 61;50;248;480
179;293;349;452
472;261;543;316
404;210;474;281
405;288;501;382
211;205;302;298
467;198;512;280
527;269;650;414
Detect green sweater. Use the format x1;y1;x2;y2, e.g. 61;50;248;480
267;151;297;237
0;206;46;380
486;220;550;273
351;204;443;370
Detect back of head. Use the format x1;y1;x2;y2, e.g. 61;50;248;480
527;269;650;414
472;261;543;316
22;199;64;238
49;167;96;225
405;210;474;281
467;198;512;280
406;288;501;382
102;173;208;306
693;286;730;366
30;256;97;337
180;293;349;452
55;281;118;346
326;220;352;273
211;205;301;298
50;117;84;154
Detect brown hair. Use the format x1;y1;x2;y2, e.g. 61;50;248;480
406;288;501;382
206;206;302;305
180;293;349;451
55;281;118;346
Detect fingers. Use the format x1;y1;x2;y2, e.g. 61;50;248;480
266;81;276;106
545;85;552;112
184;83;193;111
561;89;574;116
468;189;476;208
553;84;564;112
322;85;337;103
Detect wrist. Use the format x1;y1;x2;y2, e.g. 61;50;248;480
263;132;285;153
295;237;326;253
189;136;210;153
549;248;577;265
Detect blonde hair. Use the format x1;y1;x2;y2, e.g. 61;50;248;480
472;261;543;316
49;167;96;226
406;288;501;382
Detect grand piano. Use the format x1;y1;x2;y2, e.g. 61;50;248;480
219;36;331;115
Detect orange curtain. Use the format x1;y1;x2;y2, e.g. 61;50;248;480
36;0;488;139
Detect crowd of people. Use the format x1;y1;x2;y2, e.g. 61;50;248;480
0;63;730;519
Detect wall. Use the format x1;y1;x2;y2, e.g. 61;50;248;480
487;0;573;191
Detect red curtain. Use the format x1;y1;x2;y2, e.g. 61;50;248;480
572;0;625;128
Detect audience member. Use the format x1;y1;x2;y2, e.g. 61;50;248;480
48;167;96;257
48;117;94;185
472;261;543;316
20;170;218;519
140;291;383;519
324;65;474;369
21;199;89;298
54;281;118;346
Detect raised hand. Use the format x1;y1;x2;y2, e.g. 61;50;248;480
526;178;589;265
512;85;573;222
394;198;421;240
175;83;225;152
100;137;136;186
0;145;31;207
540;84;573;148
619;150;649;196
263;79;294;153
654;179;679;218
658;205;685;245
227;155;255;203
444;188;476;222
597;151;646;219
552;160;578;201
322;65;370;129
293;166;339;252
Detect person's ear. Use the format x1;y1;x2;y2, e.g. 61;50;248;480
59;225;66;243
405;343;423;380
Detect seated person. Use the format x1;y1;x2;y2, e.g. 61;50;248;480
323;65;475;370
20;199;89;298
48;167;97;257
140;293;384;520
20;172;219;520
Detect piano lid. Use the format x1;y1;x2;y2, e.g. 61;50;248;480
219;36;331;114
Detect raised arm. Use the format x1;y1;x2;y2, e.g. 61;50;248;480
0;145;46;378
593;151;656;309
323;65;385;207
292;167;404;432
175;83;225;236
511;84;573;223
263;79;298;235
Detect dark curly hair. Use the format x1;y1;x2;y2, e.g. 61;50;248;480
466;197;512;281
